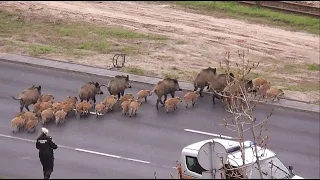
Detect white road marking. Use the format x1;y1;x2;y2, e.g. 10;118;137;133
184;129;233;139
72;109;104;116
0;134;150;164
75;148;150;164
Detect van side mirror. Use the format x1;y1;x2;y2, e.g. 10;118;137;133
288;165;294;175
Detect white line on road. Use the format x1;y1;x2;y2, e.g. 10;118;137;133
0;134;150;164
75;148;150;164
184;129;233;139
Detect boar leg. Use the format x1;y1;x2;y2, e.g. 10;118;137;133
163;94;168;105
192;100;196;107
206;84;210;90
144;97;147;103
156;98;161;110
212;94;216;104
194;85;198;92
117;93;121;100
19;105;24;112
199;87;205;97
170;91;175;98
25;105;30;112
93;96;97;104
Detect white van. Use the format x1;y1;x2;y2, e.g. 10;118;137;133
178;138;304;179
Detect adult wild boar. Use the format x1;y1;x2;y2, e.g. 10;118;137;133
78;82;106;104
194;67;217;97
151;78;182;110
208;73;234;104
12;85;42;112
107;75;132;99
222;78;253;108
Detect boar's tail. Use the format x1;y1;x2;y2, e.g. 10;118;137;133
12;96;22;100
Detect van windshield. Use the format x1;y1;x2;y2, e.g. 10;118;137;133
246;156;292;179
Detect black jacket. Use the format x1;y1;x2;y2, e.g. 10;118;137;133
36;133;58;158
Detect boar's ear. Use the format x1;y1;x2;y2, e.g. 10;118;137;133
37;85;42;91
95;82;99;88
126;75;129;80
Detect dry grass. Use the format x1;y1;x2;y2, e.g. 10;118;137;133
0;9;168;58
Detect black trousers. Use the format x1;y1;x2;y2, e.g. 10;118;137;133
39;155;54;179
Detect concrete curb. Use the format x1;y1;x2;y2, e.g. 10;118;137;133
0;53;319;114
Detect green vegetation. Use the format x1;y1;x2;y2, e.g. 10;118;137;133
27;44;58;56
162;72;180;80
0;10;168;57
307;63;320;71
121;66;145;75
170;1;320;34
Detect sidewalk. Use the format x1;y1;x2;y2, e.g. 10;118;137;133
0;53;319;114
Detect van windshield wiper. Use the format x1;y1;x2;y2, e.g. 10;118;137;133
268;161;291;179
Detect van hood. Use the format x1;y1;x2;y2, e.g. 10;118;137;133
291;175;304;179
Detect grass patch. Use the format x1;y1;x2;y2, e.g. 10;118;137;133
170;1;320;34
27;44;58;56
307;63;320;71
176;40;186;44
0;9;168;58
162;72;180;80
283;83;319;92
121;66;145;75
280;64;302;74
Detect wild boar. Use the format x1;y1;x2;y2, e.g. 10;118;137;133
95;102;106;118
121;99;133;116
63;96;78;107
41;108;55;125
12;85;42;112
52;102;64;112
137;89;152;103
62;102;74;116
164;97;183;113
102;95;118;112
21;111;37;124
151;78;182;110
107;75;132;99
266;87;284;102
37;94;55;103
55;110;68;125
11;116;25;133
194;67;217;97
75;102;84;118
119;93;134;105
129;100;142;117
82;101;92;115
251;77;269;94
78;82;106;104
208;73;234;104
183;91;200;108
256;82;271;99
222;78;253;108
25;118;38;133
33;101;53;116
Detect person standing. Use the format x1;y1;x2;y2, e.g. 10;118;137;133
36;127;58;179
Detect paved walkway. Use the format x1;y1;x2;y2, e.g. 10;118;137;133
0;53;319;113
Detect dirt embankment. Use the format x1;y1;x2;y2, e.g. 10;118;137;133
0;1;319;104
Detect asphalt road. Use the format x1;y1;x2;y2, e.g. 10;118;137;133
0;61;319;179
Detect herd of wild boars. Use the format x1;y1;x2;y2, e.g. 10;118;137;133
10;68;284;133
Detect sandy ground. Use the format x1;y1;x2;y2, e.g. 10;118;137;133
0;1;319;104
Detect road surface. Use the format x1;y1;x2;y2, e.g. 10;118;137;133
0;61;319;179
